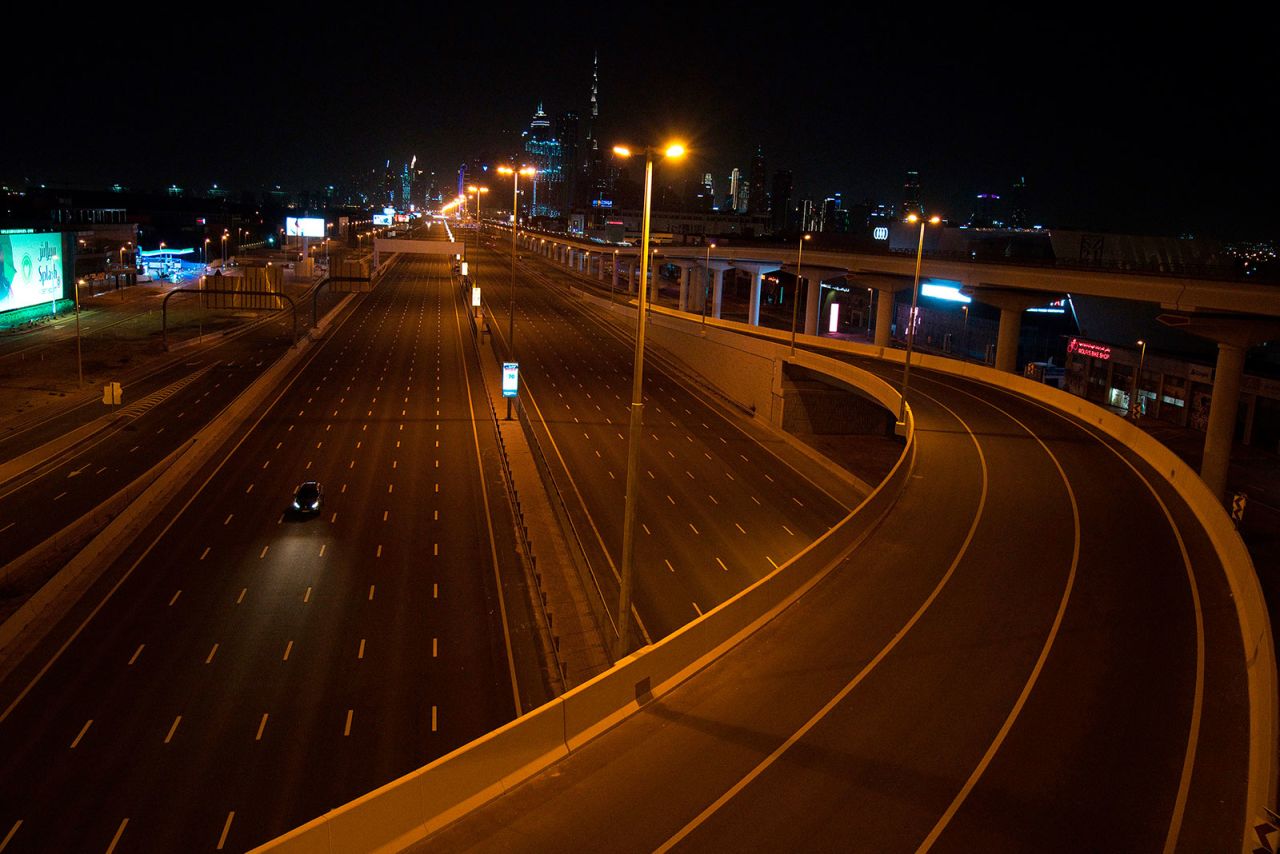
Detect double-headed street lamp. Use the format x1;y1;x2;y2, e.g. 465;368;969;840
609;140;686;660
789;233;812;355
495;165;536;419
898;213;942;426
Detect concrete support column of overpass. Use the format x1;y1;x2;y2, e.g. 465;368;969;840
611;256;620;291
627;258;638;295
1203;341;1246;502
1158;313;1280;502
676;263;695;312
732;262;779;327
965;287;1063;373
710;264;729;318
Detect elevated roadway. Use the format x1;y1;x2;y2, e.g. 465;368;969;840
411;243;1255;852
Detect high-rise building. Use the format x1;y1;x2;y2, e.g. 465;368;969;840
747;146;768;216
902;170;923;219
770;169;793;233
1009;176;1029;228
556;111;580;215
523;103;564;217
969;193;1002;228
728;168;741;211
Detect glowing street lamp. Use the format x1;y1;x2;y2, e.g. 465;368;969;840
609;140;686;659
898;213;942;426
495;165;536;420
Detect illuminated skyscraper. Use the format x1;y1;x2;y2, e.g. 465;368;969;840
747;146;767;215
902;170;923;218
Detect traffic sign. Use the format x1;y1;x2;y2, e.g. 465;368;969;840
102;382;122;406
472;287;481;307
502;363;519;398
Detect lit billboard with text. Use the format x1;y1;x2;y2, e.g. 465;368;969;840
0;232;67;314
285;217;326;238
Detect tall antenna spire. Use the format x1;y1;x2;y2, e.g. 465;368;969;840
591;50;599;120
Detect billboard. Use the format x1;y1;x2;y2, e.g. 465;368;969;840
0;231;66;314
285;217;326;238
372;214;392;226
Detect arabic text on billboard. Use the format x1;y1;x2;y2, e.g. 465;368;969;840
0;233;65;314
286;217;326;238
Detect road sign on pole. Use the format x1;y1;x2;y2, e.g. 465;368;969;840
472;287;481;308
502;363;519;398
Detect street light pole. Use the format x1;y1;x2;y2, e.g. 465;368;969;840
701;242;716;330
74;277;83;386
497;166;534;419
1131;339;1148;419
789;233;811;355
898;213;940;425
611;141;685;660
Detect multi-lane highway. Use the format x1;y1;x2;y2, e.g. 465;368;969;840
418;241;1251;852
0;256;544;851
467;235;852;643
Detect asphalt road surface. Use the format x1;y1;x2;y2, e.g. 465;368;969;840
419;254;1249;852
0;256;540;852
468;237;851;644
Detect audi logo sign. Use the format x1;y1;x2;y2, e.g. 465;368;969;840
873;227;889;241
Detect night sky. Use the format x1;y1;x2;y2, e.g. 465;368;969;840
7;8;1274;239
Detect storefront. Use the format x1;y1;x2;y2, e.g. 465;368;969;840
1064;337;1280;448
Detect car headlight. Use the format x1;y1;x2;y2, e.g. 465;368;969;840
292;501;300;509
311;501;320;509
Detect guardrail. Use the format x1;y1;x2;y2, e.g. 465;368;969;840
462;303;569;688
253;327;916;854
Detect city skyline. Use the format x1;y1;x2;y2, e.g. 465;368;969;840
2;10;1273;239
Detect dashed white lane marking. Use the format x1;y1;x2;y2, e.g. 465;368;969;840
259;546;269;559
792;496;804;507
358;638;366;659
105;819;129;854
376;545;383;558
200;547;210;561
168;590;181;607
692;602;703;617
368;585;376;601
433;583;439;599
256;714;268;740
70;719;92;749
128;644;144;665
716;557;728;571
237;588;247;604
1;819;22;851
224;514;233;525
689;523;700;535
432;705;438;732
216;812;236;850
433;637;438;657
665;559;675;573
642;524;651;535
782;525;795;536
666;495;675;505
303;586;312;603
282;640;293;661
205;643;219;664
164;715;182;744
245;484;254;494
344;709;354;737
